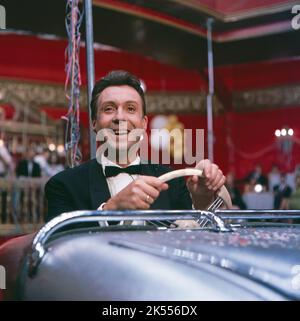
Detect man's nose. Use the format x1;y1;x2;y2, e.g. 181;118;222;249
114;106;126;121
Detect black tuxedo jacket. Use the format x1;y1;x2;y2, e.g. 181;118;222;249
45;159;192;221
16;159;41;178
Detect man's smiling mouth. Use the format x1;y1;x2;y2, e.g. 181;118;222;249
112;129;130;136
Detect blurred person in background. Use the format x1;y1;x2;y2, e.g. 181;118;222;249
268;164;281;192
16;148;41;178
273;173;292;210
0;139;14;223
289;174;300;210
48;152;65;177
0;139;14;177
34;147;51;177
245;164;268;190
226;172;246;209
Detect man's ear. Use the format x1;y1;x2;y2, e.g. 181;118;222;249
92;119;97;134
142;115;148;131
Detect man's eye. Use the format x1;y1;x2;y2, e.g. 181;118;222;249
104;105;115;112
127;105;136;112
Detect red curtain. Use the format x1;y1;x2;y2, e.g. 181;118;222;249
228;106;300;178
0;34;206;91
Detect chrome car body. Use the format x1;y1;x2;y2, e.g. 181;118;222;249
14;209;300;301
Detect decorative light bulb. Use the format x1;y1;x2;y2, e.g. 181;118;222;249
275;129;281;137
48;143;56;152
281;128;287;136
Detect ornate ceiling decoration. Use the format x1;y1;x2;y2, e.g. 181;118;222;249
2;78;300;114
0;79;66;136
146;93;223;114
0;78;87;107
0;78;224;114
233;84;300;111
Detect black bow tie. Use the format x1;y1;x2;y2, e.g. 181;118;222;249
104;165;142;178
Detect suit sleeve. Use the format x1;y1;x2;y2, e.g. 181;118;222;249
44;176;76;222
36;163;41;177
16;161;22;177
169;176;193;210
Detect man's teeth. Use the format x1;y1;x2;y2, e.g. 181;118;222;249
114;130;129;135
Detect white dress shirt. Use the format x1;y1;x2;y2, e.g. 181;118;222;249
97;153;143;226
0;144;12;176
27;161;33;177
100;153;140;198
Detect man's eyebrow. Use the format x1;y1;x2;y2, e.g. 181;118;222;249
100;100;117;106
99;100;139;108
125;100;138;105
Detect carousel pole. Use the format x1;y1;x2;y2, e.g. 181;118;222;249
206;18;214;162
84;0;96;159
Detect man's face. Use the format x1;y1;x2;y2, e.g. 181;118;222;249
26;150;35;161
255;165;262;174
93;85;148;153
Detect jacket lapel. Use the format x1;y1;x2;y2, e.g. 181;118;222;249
89;159;111;209
140;163;170;209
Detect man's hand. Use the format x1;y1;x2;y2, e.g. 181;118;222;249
187;159;226;209
104;176;169;210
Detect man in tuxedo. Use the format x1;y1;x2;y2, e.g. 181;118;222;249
273;173;292;210
1;71;227;300
16;148;41;178
45;70;226;221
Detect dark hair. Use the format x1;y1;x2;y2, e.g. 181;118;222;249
90;70;146;120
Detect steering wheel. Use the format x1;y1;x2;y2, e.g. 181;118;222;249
158;168;232;228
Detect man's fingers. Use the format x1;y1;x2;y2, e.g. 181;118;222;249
215;175;226;191
192;175;199;183
187;175;199;185
160;182;169;191
206;165;219;188
187;176;202;194
141;183;160;199
196;159;211;169
204;162;215;179
131;188;154;206
192;159;226;191
209;172;223;190
139;176;169;191
133;182;159;200
196;159;212;178
129;176;170;208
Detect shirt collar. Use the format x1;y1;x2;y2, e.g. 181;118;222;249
99;153;141;177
